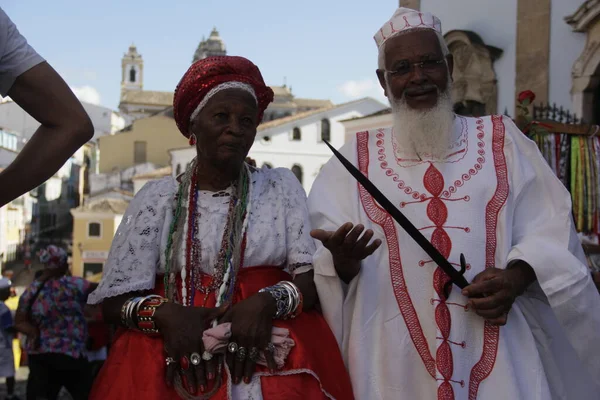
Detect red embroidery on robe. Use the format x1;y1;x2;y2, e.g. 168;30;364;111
468;115;508;399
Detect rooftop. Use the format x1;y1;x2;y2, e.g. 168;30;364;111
271;86;293;97
341;107;391;122
120;90;174;107
132;166;172;180
73;198;130;214
88;187;134;198
294;98;334;109
258;97;376;131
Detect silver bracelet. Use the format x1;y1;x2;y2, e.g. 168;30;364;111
259;281;301;319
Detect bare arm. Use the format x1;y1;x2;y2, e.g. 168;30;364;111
0;61;93;206
293;270;318;311
14;306;37;337
101;292;144;326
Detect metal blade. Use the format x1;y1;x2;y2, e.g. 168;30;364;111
323;140;469;289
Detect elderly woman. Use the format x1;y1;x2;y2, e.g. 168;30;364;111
88;56;353;400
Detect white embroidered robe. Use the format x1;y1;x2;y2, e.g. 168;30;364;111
308;115;600;400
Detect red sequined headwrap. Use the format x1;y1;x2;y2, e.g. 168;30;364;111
173;56;274;137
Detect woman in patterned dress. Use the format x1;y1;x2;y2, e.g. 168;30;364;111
87;56;353;400
15;245;97;400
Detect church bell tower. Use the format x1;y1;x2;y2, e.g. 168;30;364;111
192;28;227;63
121;44;143;92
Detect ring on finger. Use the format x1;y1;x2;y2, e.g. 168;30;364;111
165;357;176;366
265;343;275;354
236;347;247;361
248;347;259;362
190;352;201;366
201;351;213;361
227;342;239;354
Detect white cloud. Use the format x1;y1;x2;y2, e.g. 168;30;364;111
338;78;386;102
339;79;375;97
71;86;101;105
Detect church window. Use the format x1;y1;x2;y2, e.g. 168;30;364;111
88;222;102;238
291;164;303;184
320;119;331;142
292;127;301;141
134;141;147;164
129;66;136;83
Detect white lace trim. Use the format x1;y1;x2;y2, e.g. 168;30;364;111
88;167;315;305
224;365;337;400
190;81;257;123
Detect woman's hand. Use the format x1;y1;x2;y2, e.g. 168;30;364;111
154;302;226;394
221;293;278;384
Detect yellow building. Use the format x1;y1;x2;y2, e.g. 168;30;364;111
70;196;130;278
98;108;188;173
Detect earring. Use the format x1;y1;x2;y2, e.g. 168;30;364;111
189;134;196;146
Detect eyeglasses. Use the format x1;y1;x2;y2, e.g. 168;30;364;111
384;59;446;77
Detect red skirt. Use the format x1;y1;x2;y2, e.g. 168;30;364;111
90;267;354;399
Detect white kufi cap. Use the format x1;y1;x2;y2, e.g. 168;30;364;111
374;7;442;49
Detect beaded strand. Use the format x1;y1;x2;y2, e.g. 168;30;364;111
163;158;251;309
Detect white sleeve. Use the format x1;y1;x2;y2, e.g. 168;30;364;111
87;178;176;304
503;118;600;382
0;8;44;96
307;137;362;346
273;168;315;276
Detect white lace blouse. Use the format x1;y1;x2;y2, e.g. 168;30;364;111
88;167;315;304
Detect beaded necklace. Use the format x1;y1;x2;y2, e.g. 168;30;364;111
163;158;252;307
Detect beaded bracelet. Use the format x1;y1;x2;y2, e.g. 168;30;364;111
137;296;168;336
120;295;167;335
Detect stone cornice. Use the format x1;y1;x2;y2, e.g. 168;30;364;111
566;0;600;32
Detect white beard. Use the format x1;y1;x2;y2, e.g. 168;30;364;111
388;85;456;159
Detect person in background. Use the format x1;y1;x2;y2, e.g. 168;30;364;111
0;278;18;400
84;304;108;382
0;7;93;207
14;246;97;400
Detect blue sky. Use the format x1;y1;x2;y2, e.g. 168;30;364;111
3;0;395;110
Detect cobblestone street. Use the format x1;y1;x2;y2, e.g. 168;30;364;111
0;368;73;399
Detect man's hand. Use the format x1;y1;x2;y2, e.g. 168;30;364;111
462;261;536;326
311;222;382;284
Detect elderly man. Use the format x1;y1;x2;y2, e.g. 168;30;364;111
308;7;600;400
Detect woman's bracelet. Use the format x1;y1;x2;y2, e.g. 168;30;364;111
259;281;303;319
120;295;167;335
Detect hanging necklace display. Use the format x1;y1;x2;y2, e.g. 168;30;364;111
532;132;600;235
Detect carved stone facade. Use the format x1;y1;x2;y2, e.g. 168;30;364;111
567;0;600;123
445;30;502;117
